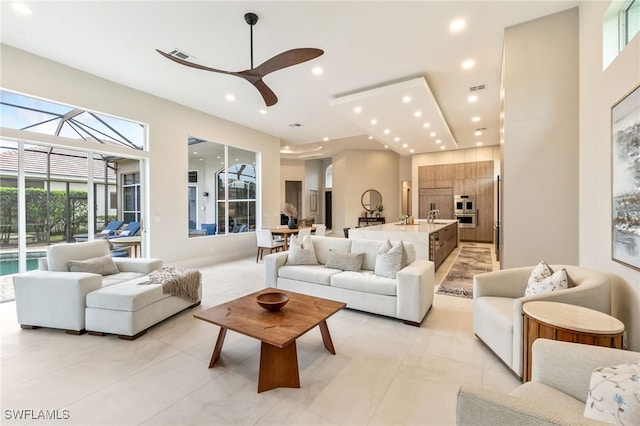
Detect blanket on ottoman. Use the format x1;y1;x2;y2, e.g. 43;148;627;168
141;266;201;303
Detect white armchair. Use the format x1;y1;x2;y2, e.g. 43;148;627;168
473;265;611;378
456;339;640;425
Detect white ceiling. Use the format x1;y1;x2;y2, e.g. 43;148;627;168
0;1;578;160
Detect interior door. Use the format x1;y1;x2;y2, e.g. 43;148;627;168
325;191;332;229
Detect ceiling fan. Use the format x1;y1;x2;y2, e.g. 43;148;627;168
156;12;324;107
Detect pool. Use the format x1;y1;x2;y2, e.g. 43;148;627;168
0;251;47;276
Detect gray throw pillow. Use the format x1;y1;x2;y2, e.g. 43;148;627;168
375;241;403;279
286;236;319;265
325;250;364;271
68;254;120;276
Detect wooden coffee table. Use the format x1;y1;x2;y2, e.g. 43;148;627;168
194;289;346;393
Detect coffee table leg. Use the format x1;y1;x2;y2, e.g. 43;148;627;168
319;320;336;355
258;341;300;393
208;327;227;368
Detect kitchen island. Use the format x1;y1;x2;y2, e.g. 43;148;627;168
349;220;458;270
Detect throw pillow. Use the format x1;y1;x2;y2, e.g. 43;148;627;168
524;268;569;296
325;250;364;271
99;229;111;235
375;240;403;279
286;235;319;265
68;254;120;276
119;230;131;236
584;361;640;425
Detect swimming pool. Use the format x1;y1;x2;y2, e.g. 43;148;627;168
0;251;46;276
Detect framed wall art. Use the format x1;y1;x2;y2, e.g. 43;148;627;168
611;84;640;270
310;190;318;212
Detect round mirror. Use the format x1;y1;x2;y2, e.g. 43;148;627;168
361;189;383;213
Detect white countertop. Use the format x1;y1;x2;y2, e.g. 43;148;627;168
353;220;458;234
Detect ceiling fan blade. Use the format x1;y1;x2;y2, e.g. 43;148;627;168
252;79;278;106
250;48;324;77
156;49;233;76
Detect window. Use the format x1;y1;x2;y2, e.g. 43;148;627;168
622;0;640;46
325;164;333;189
603;0;640;69
122;172;141;223
187;137;257;236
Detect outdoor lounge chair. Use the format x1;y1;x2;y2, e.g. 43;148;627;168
201;223;217;235
74;220;124;241
110;221;140;239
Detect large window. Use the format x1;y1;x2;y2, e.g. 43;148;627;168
187;137;257;237
603;0;640;69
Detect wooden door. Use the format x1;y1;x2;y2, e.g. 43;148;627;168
419;188;453;219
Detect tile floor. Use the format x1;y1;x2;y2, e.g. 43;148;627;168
0;243;520;425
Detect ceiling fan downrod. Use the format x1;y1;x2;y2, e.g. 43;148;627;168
244;12;258;70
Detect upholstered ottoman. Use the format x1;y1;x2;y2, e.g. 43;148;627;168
85;271;202;340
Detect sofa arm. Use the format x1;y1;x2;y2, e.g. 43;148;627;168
531;339;640;403
396;259;435;323
113;258;162;274
473;267;533;299
456;385;604;426
264;251;289;287
13;271;103;331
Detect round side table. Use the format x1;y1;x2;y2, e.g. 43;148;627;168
522;301;624;382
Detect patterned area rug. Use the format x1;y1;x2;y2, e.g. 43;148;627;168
436;246;493;298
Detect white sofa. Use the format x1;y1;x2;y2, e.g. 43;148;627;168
456;339;640;425
473;265;611;378
13;240;202;339
264;235;435;325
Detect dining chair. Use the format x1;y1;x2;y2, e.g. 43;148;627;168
297;227;312;240
256;229;285;262
314;225;327;236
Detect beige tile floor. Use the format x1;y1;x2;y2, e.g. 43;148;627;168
0;242;520;426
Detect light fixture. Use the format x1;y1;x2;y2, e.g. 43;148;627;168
323;137;329;141
354;106;362;113
402;143;408;148
259;109;267;115
410;149;415;153
370;119;377;125
193;151;198;155
394;137;400;142
440;146;446;150
474;130;482;136
402;96;411;103
225;94;235;101
384;129;390;135
435;139;441;144
450;19;466;32
462;59;475;69
312;66;323;75
467;95;478;102
12;2;32;15
476;142;483;146
430;132;436;137
384;145;389;149
423;123;430;128
368;135;373;140
472;116;480;122
414;111;422;117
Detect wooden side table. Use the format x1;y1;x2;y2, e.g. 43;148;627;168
522;301;624;382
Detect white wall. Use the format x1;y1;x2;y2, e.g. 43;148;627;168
1;44;282;266
502;8;580;268
579;2;640;351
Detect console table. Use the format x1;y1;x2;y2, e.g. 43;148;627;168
522;301;624;382
358;217;385;227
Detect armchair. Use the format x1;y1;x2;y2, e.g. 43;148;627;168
473;265;611;378
456;339;640;425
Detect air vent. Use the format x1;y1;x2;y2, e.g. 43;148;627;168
288;123;302;127
476;127;487;131
169;49;191;60
469;84;486;92
188;171;198;183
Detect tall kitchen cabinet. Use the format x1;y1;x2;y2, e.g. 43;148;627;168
418;160;494;242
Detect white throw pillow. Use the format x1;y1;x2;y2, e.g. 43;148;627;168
68;254;120;276
375;240;403;279
286;234;318;265
325;250;364;271
119;230;130;236
584;361;640;425
524;268;569;296
99;229;111;235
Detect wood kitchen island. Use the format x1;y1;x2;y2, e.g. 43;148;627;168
348;220;458;270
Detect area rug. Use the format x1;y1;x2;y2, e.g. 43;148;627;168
436;246;493;298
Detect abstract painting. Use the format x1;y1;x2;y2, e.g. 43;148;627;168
612;85;640;270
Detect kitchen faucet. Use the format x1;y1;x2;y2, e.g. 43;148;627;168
427;209;439;224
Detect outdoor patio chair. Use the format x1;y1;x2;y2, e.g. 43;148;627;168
110;221;140;238
74;220;124;241
201;223;217;235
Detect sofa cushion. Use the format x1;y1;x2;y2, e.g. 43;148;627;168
331;271;397;296
278;264;341;286
102;272;147;287
68;254;120;276
325;250;364;271
86;276;171;311
474;296;514;366
510;382;587;418
47;240;110;272
310;236;352;264
584;361;640;425
375;241;403;279
350;239;386;270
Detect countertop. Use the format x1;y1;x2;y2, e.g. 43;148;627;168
353;220;458;234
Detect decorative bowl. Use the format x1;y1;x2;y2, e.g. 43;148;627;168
256;292;290;311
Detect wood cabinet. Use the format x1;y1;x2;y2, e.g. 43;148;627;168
418;160;494;243
419;188;453;219
429;222;458;270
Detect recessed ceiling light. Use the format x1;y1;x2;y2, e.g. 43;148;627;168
319;146;323;149
323;137;329;141
430;132;436;137
402;143;408;148
410;149;415;153
193;151;198;155
368;136;373;140
225;94;235;101
402;96;411;103
354;106;362;113
462;59;475;69
423;123;430;128
476;142;483;146
394;137;400;142
474;130;482;136
284;146;289;150
199;158;203;161
384;129;390;135
312;66;323;75
472;116;480;122
435;139;441;144
468;95;478;102
12;2;32;15
414;111;422;117
384;145;389;149
259;109;267;115
440;146;446;150
370;119;377;125
450;19;466;32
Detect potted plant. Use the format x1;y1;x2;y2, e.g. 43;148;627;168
376;204;384;217
282;202;298;229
